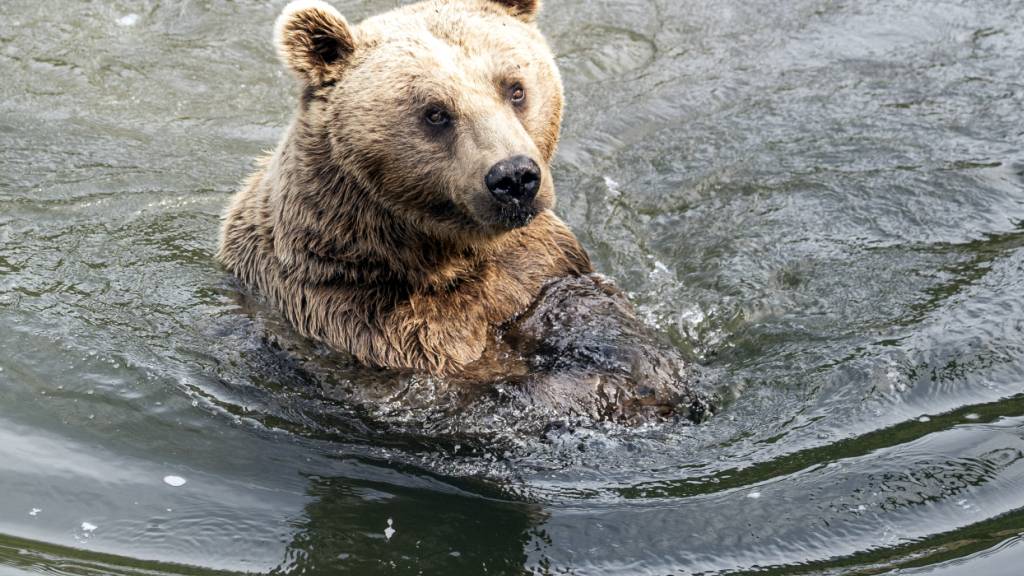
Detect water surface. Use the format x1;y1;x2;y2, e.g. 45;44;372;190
2;0;1024;574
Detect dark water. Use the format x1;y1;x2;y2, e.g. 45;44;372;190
2;0;1024;574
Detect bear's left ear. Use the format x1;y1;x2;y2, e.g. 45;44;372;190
275;0;355;85
489;0;541;22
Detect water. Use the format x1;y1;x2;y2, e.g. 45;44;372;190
1;0;1023;573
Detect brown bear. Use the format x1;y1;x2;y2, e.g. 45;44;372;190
218;0;711;425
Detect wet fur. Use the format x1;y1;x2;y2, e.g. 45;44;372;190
219;0;590;375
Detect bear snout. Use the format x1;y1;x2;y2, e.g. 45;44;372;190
485;155;541;205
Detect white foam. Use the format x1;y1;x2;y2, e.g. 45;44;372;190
116;14;139;27
603;176;621;197
384;517;396;541
163;475;187;487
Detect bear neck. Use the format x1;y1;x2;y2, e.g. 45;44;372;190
277;135;502;295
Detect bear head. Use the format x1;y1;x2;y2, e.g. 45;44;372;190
275;0;563;239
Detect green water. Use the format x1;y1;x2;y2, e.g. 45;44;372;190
2;0;1024;574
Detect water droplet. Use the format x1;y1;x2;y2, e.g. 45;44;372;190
163;475;187;487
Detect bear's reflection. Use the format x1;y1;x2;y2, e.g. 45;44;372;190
274;473;545;574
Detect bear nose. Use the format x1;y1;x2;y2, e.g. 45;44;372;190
485;155;541;204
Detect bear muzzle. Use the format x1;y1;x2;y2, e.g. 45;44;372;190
484;155;543;228
485;155;541;204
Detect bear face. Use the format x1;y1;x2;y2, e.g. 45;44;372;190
277;0;562;239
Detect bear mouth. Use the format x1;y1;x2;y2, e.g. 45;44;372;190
423;195;536;235
494;201;539;229
424;197;483;230
459;192;542;233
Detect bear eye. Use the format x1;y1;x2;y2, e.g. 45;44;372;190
424;106;451;127
509;83;526;106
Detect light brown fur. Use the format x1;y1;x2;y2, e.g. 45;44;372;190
218;0;591;375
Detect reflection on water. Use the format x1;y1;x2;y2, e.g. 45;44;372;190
276;475;544;574
1;0;1023;574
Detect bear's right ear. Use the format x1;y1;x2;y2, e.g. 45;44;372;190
275;0;355;85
